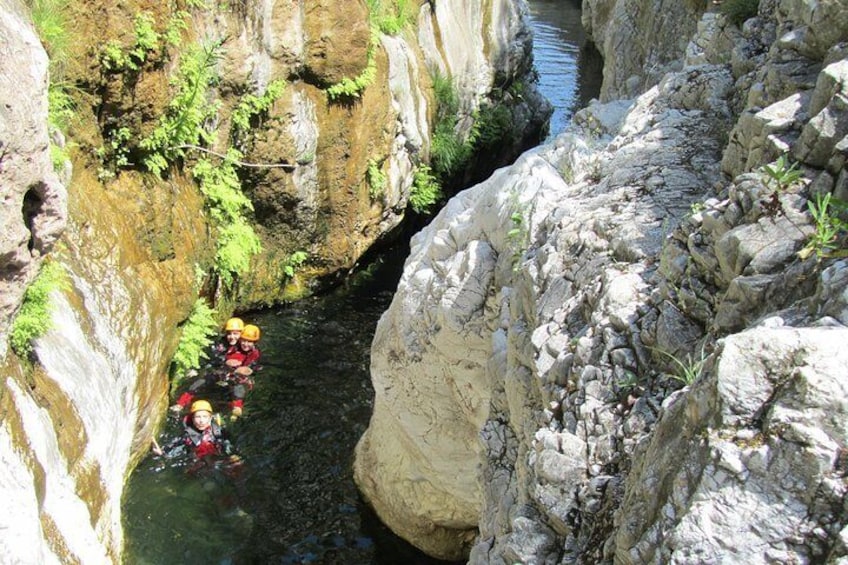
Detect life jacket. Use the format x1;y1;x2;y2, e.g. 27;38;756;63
225;346;261;368
208;341;239;366
182;418;225;459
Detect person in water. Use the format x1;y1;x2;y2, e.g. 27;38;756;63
223;324;262;421
210;317;245;364
170;317;248;414
153;400;241;473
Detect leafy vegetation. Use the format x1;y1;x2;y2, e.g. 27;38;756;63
429;72;471;179
429;72;515;183
215;220;263;288
799;192;848;260
505;188;530;271
760;154;803;194
326;56;378;101
410;165;442;214
140;41;223;176
472;102;512;152
10;261;68;358
163;8;192;48
101;12;160;72
94;35;265;288
367;158;387;199
47;83;75;170
368;0;416;35
284;251;309;278
170;299;218;384
29;0;75;172
326;0;389;100
652;345;708;386
29;0;70;62
230;79;286;144
507;210;528;271
192;150;263;287
96;126;132;180
720;0;759;26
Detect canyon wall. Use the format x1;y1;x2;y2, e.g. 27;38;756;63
356;0;848;561
0;0;547;561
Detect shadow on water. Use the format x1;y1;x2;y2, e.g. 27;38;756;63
124;245;462;565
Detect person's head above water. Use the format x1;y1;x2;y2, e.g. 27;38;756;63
239;324;260;351
224;318;244;346
189;400;213;431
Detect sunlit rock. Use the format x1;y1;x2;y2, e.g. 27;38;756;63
357;1;848;562
0;1;67;356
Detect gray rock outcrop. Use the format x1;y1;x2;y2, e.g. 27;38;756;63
0;0;67;357
356;0;848;561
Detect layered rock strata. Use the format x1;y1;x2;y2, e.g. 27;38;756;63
356;0;848;561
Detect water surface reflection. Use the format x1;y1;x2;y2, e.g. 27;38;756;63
528;0;603;139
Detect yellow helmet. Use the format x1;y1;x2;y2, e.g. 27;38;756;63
224;317;245;332
190;400;213;414
241;324;261;342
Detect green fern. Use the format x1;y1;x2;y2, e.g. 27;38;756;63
192;151;253;223
101;12;161;71
283;251;309;278
140;41;223;175
215;220;263;287
429;71;476;179
366;158;387;199
10;261;69;357
192;150;263;286
171;299;218;383
230;79;286;147
326;10;381;101
164;10;190;47
410;165;442;214
326;58;377;100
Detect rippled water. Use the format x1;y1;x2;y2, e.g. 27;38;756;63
528;0;603;139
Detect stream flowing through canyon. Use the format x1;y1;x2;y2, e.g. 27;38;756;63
122;3;601;562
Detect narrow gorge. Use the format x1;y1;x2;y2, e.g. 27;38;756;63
1;0;547;560
2;0;848;564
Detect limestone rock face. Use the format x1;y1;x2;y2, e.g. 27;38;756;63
0;0;547;563
581;0;708;101
303;0;370;85
0;0;67;356
357;0;848;562
613;327;848;565
357;60;736;558
190;0;548;306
